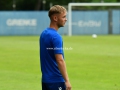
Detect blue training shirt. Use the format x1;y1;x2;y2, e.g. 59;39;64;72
40;27;65;83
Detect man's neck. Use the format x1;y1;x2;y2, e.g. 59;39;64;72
49;22;59;31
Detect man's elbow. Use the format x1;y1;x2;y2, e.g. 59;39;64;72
55;54;64;64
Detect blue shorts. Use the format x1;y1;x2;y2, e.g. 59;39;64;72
42;82;66;90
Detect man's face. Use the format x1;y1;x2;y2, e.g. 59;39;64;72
56;12;67;27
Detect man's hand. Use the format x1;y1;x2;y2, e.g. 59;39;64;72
65;81;71;90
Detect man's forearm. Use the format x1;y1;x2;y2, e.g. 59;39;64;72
57;59;69;82
55;54;72;90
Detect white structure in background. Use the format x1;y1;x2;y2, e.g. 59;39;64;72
68;3;120;36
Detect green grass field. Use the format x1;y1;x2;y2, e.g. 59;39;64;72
0;35;120;90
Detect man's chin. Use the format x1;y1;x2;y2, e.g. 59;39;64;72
58;25;64;28
62;24;66;27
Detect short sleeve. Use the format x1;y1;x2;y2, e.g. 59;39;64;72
52;34;63;54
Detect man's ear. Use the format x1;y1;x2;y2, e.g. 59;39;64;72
53;15;58;22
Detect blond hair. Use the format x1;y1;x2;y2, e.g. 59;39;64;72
48;5;66;17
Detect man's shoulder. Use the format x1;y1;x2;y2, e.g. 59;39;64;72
47;28;61;37
41;28;62;39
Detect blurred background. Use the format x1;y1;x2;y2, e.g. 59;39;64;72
0;0;120;90
0;0;120;11
0;0;120;35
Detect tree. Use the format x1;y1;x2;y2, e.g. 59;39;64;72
0;0;119;11
0;0;13;10
35;0;42;10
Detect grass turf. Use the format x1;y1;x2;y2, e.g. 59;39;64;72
0;35;120;90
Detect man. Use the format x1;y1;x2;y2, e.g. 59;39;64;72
39;5;71;90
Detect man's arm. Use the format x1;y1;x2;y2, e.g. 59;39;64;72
55;54;71;90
